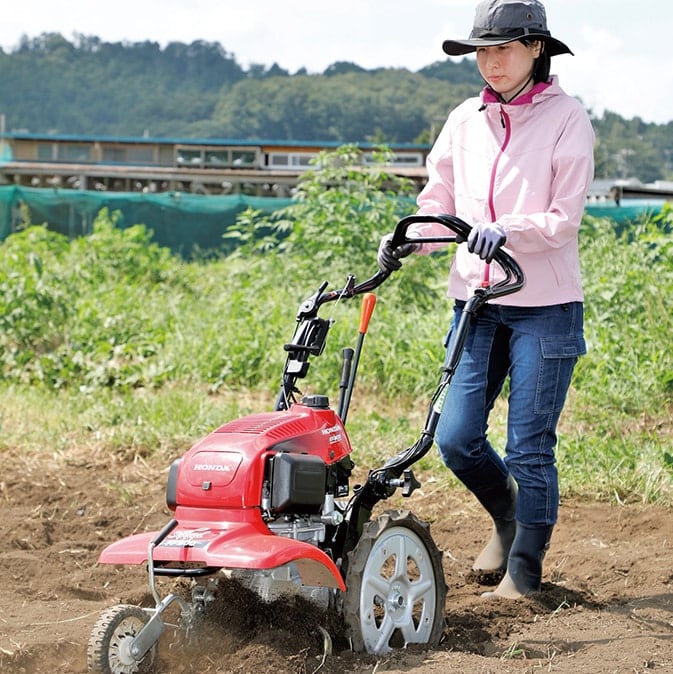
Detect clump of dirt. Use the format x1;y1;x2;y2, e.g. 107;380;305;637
1;446;672;674
156;578;353;674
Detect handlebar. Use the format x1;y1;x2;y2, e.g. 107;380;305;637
299;214;524;319
391;213;525;301
318;214;522;310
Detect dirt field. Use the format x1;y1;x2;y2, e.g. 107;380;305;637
1;445;672;674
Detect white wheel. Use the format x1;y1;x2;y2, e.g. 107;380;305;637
87;604;157;674
344;509;446;654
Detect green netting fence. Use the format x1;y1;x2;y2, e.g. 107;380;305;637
0;185;292;256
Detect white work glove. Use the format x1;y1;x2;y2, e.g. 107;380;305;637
467;222;506;263
377;233;419;272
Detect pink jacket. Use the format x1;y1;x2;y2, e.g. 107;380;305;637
411;76;595;306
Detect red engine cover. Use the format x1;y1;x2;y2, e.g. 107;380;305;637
174;403;351;509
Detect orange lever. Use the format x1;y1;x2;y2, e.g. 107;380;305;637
359;293;377;334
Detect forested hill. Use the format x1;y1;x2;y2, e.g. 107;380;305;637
1;33;671;182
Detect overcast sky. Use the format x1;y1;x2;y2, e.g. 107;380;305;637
1;0;668;124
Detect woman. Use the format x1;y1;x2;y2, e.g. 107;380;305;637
378;0;595;599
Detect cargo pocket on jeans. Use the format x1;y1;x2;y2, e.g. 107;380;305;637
535;336;586;415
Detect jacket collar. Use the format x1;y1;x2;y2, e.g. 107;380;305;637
481;76;554;106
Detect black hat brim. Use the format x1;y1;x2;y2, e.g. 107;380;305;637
442;34;573;57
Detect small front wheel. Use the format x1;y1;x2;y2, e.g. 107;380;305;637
343;509;447;654
87;604;157;674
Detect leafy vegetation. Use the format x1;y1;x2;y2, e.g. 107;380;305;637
0;211;183;389
1;148;672;507
1;34;672;180
563;210;673;502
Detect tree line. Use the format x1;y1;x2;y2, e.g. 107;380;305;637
1;33;671;182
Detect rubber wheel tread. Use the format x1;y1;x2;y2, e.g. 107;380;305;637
87;604;156;674
343;509;447;654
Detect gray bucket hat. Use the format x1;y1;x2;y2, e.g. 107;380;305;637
442;0;573;57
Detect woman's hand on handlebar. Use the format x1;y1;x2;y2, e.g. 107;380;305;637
467;222;506;264
377;233;420;272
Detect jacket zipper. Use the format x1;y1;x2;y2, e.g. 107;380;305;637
488;105;512;222
482;106;512;286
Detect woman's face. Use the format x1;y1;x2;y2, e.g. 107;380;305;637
476;40;542;101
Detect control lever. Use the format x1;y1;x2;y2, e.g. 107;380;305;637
388;469;421;497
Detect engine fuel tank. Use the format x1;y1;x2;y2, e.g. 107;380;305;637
172;401;351;509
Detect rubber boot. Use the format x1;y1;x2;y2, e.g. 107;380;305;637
481;522;554;599
471;474;518;581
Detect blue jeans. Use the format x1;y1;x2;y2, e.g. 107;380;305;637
435;301;586;527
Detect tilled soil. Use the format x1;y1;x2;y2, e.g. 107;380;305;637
1;446;672;674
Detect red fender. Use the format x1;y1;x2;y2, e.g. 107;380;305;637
98;506;345;591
